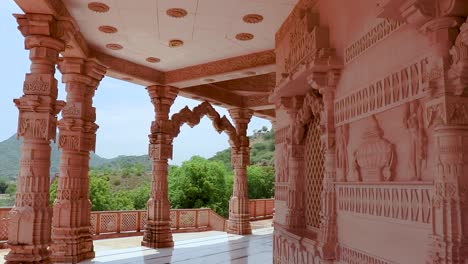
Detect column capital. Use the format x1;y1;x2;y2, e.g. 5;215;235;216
14;13;70;49
58;58;106;86
228;108;253;125
147;85;179;101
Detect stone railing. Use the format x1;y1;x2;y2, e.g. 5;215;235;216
0;198;273;241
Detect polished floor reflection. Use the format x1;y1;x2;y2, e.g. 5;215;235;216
0;221;273;264
82;226;273;263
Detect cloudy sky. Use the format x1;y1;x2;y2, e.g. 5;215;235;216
0;1;271;165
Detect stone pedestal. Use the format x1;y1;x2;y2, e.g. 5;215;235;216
227;109;253;235
50;58;106;263
142;86;178;248
6;14;66;264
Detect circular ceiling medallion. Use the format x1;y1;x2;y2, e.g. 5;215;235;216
243;14;263;24
98;25;118;33
203;78;215;82
88;2;110;13
105;43;123;50
243;71;256;76
235;33;254;41
166;8;188;18
169;39;184;47
146;57;161;63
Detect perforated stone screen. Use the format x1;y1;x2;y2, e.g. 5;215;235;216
304;117;324;231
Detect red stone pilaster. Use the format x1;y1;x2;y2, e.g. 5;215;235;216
227;108;253;235
426;96;468;263
309;70;340;261
50;58;105;263
281;96;307;230
6;14;66;264
142;85;178;248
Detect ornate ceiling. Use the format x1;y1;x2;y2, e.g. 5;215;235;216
13;0;299;119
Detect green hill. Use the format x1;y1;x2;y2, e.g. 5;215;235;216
0;127;275;182
0;134;108;181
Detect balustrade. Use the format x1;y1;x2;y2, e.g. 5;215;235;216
0;198;273;243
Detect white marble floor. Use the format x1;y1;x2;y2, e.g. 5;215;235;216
0;220;273;263
82;227;273;264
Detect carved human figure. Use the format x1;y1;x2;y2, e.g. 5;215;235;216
335;124;349;181
404;100;427;181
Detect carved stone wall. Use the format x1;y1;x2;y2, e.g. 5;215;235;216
271;0;468;263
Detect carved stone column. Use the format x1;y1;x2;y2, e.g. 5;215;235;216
142;85;178;248
426;96;468;263
423;15;468;264
281;96;307;230
6;14;66;264
50;58;105;263
309;70;340;261
227;108;253;235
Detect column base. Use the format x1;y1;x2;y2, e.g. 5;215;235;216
141;221;174;248
50;227;95;263
5;245;50;264
227;219;252;235
227;196;251;235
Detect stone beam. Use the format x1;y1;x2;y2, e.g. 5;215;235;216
243;95;274;110
165;50;275;84
181;85;244;108
255;109;276;120
92;51;165;85
209;73;275;93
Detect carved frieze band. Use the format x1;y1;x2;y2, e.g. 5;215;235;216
345;19;405;64
336;183;432;224
338;244;394;264
334;57;443;126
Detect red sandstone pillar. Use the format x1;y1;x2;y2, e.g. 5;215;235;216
51;58;106;263
227;108;253;235
6;14;66;264
142;85;178;248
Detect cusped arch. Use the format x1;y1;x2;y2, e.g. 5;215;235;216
170;101;240;148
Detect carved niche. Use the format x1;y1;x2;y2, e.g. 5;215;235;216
349;115;394;182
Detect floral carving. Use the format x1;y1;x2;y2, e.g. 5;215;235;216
23;78;49;94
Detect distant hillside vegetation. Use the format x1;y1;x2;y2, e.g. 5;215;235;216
209;126;275;170
0;127;275;182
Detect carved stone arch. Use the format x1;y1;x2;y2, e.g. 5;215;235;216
170;101;240;148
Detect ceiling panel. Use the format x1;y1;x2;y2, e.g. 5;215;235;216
62;0;297;71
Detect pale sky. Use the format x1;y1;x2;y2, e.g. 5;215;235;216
0;1;271;165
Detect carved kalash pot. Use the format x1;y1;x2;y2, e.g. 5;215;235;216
353;115;394;182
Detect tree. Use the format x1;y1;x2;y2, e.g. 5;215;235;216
50;174;114;211
247;165;275;199
0;179;8;194
168;156;229;217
